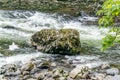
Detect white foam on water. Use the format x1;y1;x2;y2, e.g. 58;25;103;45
63;21;109;40
8;42;19;51
76;61;108;69
0;52;48;67
0;10;110;68
0;10;109;41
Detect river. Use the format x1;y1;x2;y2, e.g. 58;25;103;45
0;10;120;69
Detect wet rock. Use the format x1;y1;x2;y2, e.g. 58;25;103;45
23;75;31;80
51;62;57;67
22;71;30;76
52;68;63;78
103;75;120;80
0;64;17;75
37;61;50;69
113;75;120;80
44;77;54;80
4;71;20;77
27;78;37;80
106;68;119;75
3;25;15;29
103;75;113;80
31;29;81;55
62;70;69;77
0;75;6;80
21;62;35;71
0;68;6;74
69;65;89;78
90;73;106;80
1;64;17;71
35;73;44;80
32;60;41;66
5;69;21;77
59;76;66;80
101;63;110;69
67;76;73;80
76;71;89;79
30;68;40;74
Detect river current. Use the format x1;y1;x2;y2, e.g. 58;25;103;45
0;10;120;68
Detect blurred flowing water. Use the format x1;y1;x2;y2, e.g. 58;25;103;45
0;10;120;68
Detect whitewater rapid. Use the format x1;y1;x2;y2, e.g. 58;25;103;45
0;10;111;68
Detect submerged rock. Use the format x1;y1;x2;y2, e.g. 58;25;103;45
31;29;81;55
3;25;15;29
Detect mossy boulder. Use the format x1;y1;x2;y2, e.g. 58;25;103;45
31;29;81;54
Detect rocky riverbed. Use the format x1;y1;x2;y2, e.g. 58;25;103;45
0;10;120;80
0;55;120;80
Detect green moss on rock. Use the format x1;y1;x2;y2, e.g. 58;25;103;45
31;29;81;54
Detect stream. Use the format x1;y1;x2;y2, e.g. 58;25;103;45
0;10;120;70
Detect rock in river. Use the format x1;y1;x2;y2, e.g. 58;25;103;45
106;68;119;76
31;29;81;55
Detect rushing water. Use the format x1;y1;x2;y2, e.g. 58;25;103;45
0;10;120;68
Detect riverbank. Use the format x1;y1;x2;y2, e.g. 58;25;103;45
0;0;104;16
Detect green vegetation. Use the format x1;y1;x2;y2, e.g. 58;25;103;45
97;0;120;50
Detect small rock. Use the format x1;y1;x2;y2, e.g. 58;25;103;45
44;77;54;80
59;77;66;80
0;75;7;80
30;68;40;74
91;73;106;80
51;62;57;67
101;63;110;69
32;60;41;66
21;62;35;71
53;70;61;78
62;70;69;77
1;64;17;72
37;62;50;69
106;68;119;75
22;71;30;75
27;78;37;80
4;72;20;76
34;73;45;80
69;65;89;79
113;75;120;80
67;76;73;80
5;69;21;76
0;69;6;74
76;71;89;79
103;75;113;80
103;75;120;80
23;75;31;80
